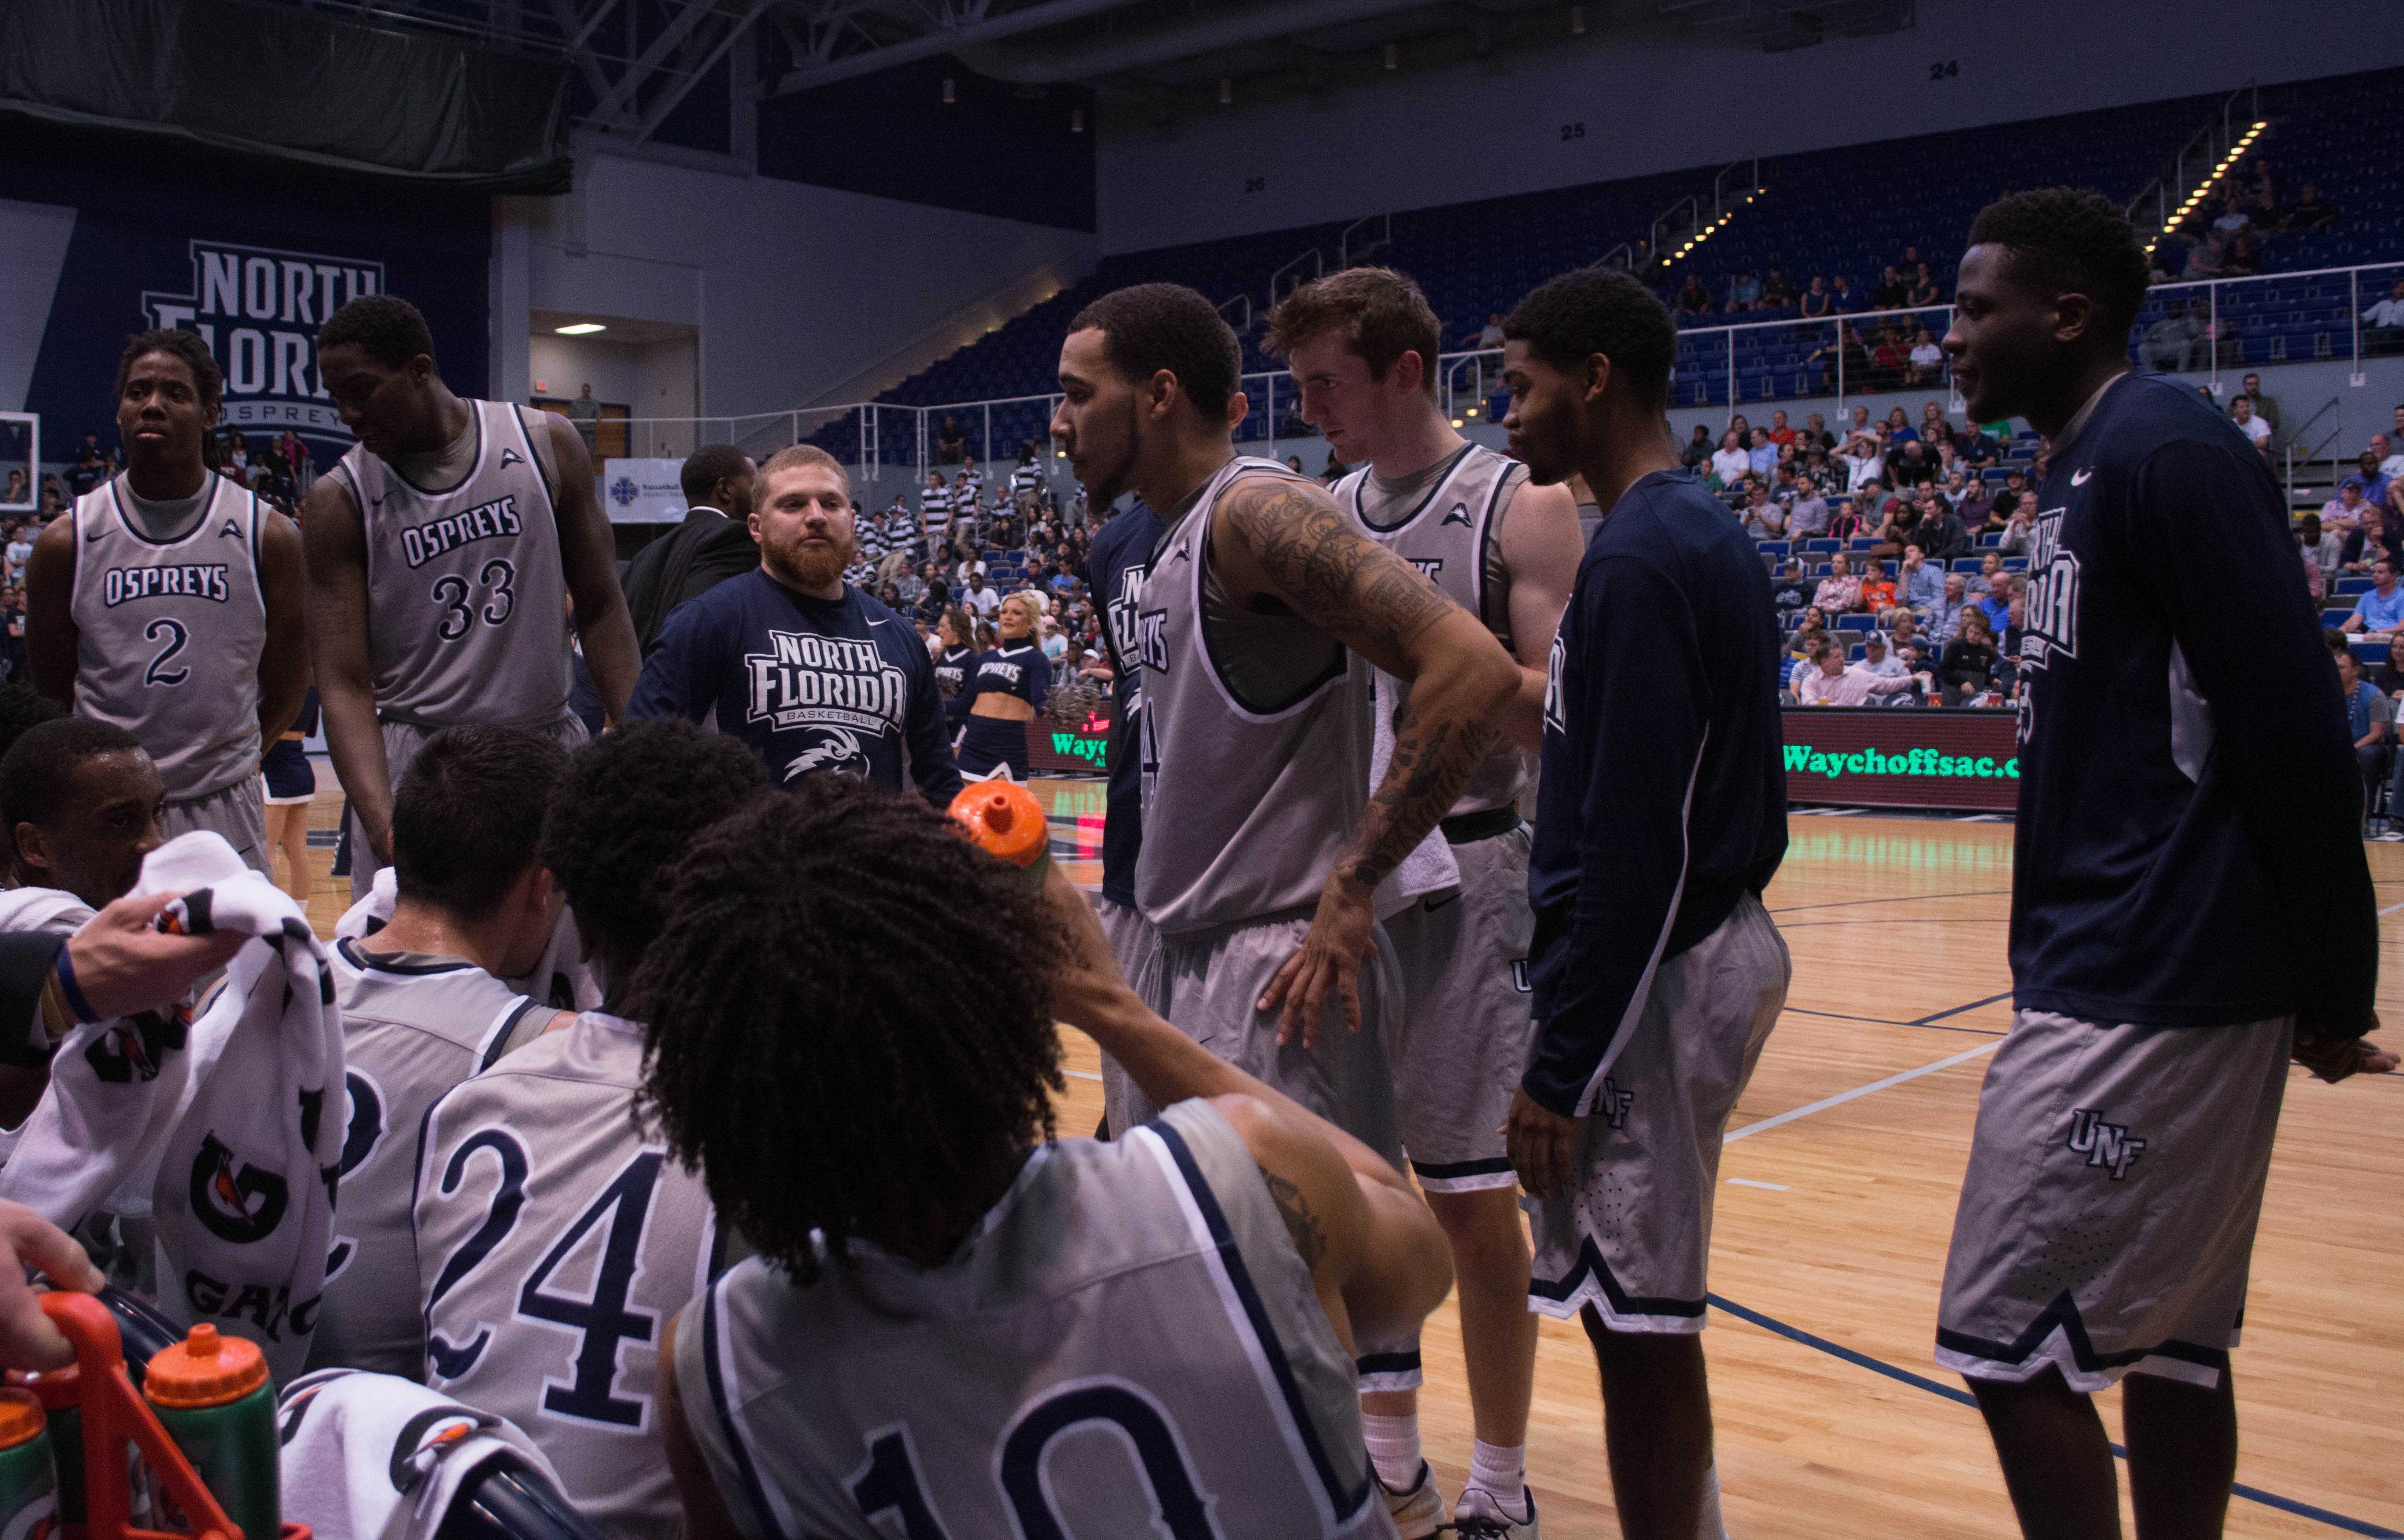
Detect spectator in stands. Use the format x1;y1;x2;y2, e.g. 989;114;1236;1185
2382;416;2404;478
1826;497;1864;542
1830;274;1864;313
1872;266;1907;310
1867;493;1923;561
1469;312;1506;349
1956;474;1996;533
2140;300;2204;372
1938;608;2001;704
1763;266;1796;307
1921;493;1972;563
1994;492;2037;554
936;416;969;465
66;436;106;499
2229;395;2272;456
2181;230;2229;279
2343;558;2404;639
1725;270;1762;313
1747;427;1779;478
2235;372;2282;446
1868;330;1908;389
2297;516;2329;602
1887;611;1934;672
2366;282;2404;359
1742;484;1786;539
2226;229;2262;276
1785;626;1826;701
1677;275;1712;317
1907;328;1943;386
1799;636;1922;706
1887;438;1935;488
1710;430;1751;488
1814;552;1863;614
1858;630;1910;684
1907;263;1942;308
2337;646;2391;808
1800;275;1832;317
1859;557;1899;615
1929;571;1971;642
2355;448;2393;511
1771;558;1814;621
2279;182;2337;234
2342;500;2401;577
1766;409;1796;448
1788;476;1830;537
2300;511;2341;588
2324;475;2373;537
1682;424;1714;472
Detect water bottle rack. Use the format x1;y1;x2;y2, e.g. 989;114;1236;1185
29;1293;309;1540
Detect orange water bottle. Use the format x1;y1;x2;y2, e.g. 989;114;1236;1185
948;780;1052;888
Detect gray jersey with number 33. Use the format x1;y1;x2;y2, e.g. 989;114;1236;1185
332;400;571;728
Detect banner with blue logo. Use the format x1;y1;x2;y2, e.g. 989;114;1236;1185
601;458;687;523
0;118;489;474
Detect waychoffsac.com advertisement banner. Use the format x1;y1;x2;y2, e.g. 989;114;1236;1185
1781;707;2020;811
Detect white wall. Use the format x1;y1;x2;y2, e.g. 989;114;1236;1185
497;152;1100;425
1098;0;2404;254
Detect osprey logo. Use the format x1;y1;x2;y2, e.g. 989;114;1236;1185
2065;1108;2146;1180
1442;502;1472;527
610;476;639;508
1597;1076;1635;1130
783;726;870;781
190;1132;290;1244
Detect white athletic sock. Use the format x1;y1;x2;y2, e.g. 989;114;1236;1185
1697;1461;1729;1539
1467;1440;1528;1511
1360;1411;1422;1492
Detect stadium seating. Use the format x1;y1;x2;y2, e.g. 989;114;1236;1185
816;63;2403;464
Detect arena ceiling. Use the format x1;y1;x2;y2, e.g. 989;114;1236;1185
276;0;1912;142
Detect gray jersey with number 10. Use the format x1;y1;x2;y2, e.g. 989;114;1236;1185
672;1097;1392;1540
331;400;571;729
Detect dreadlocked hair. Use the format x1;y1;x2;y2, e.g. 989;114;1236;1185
629;777;1066;1284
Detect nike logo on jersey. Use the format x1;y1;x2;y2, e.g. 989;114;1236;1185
498;449;525;469
1421;891;1461;913
1442;502;1471;527
84;527;105;542
2070;467;2094;485
218;519;242;539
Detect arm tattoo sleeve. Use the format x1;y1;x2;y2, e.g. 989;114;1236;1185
1219;479;1452;664
1257;1165;1327;1269
1348;700;1498;891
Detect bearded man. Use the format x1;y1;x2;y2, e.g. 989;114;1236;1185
627;445;963;801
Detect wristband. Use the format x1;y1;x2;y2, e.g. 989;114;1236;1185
50;941;100;1026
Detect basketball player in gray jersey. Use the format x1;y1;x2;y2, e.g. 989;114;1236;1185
1050;282;1518;1174
306;726;573;1379
416;720;766;1540
303;295;639;902
26;331;307;877
639;781;1454;1540
1269;268;1581;1539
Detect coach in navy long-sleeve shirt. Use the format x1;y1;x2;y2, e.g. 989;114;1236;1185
1522;471;1788;1114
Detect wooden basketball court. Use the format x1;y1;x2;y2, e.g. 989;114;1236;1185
292;774;2404;1537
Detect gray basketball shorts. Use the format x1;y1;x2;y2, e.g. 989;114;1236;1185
350;714;589;903
163;776;270;878
1384;825;1538;1193
1132;906;1405;1174
1936;1010;2293;1392
1527;893;1790;1334
1095;896;1165;1139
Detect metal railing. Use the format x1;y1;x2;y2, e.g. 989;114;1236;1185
1269;248;1323;309
1339;212;1391;268
2126;81;2262;250
2284;396;2344;503
595;258;2404;502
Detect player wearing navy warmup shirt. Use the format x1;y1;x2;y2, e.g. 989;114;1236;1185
1930;189;2393;1540
628;445;962;804
954;591;1049;781
1083;496;1167;1135
1499;266;1790;1540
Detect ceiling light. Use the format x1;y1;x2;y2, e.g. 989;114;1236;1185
942;77;956;104
554;323;605;335
1384;42;1399;70
2253;120;2267;130
1570;5;1586;34
1451;418;1464;428
1465;407;1480;417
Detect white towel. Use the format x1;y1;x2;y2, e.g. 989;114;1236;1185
0;832;343;1381
278;1369;567;1540
1368;670;1461;921
337;867;600;1012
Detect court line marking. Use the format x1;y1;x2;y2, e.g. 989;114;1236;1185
1769;887;2013;915
1913;989;2015;1025
1724;1040;2002;1145
1062;1068;1101;1081
1782;1005;2003;1038
1726;1178;1790;1191
1706;1293;2404;1538
2380;899;2404;915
